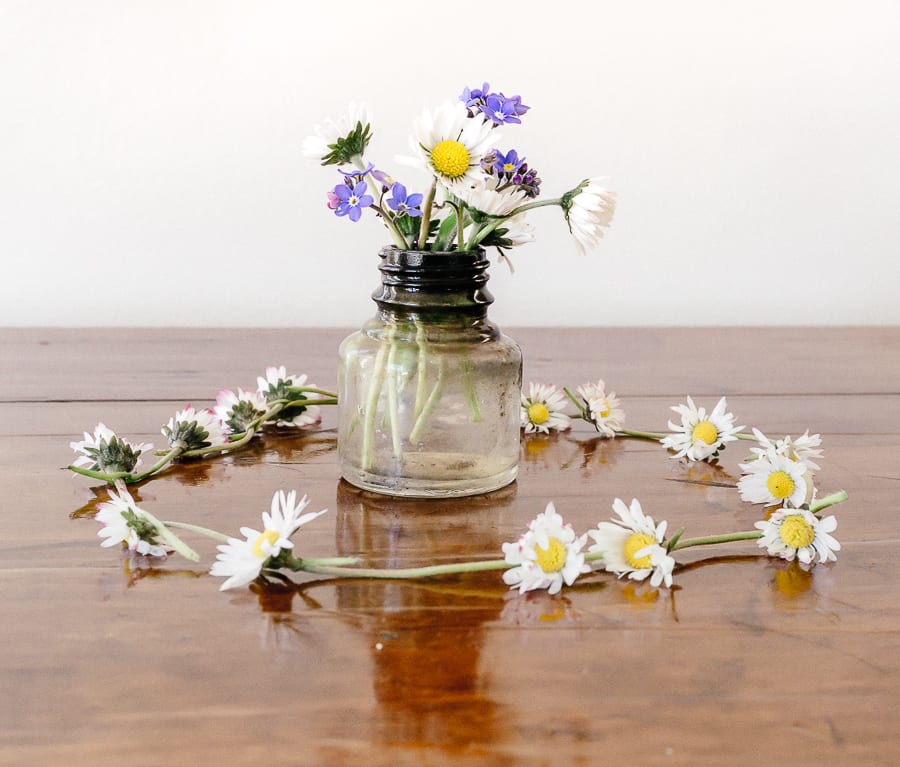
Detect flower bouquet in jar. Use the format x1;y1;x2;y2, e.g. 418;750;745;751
303;83;616;497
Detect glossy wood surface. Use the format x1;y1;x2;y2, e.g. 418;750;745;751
2;327;899;766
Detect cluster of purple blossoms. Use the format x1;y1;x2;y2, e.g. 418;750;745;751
460;82;530;125
482;149;542;198
327;165;423;223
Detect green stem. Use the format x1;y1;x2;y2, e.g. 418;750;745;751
615;428;666;441
280;398;338;409
386;325;402;460
466;216;505;250
137;507;200;561
671;530;763;552
461;359;482;422
377;205;410;249
361;337;390;471
67;465;132;483
290;556;511;579
181;435;253;459
350;154;407;248
417;179;437;248
409;356;445;444
128;447;184;483
506;196;564;218
414;321;428;419
562;387;587;417
810;490;849;513
293;550;608;580
163;521;230;543
294;556;362;567
286;386;339;399
433;203;459;251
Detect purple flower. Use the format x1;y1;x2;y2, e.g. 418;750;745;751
483;93;529;125
340;163;373;183
493;149;526;178
460;82;491;111
386;183;423;218
505;94;530;119
333;181;373;222
339;163;393;192
513;163;542;198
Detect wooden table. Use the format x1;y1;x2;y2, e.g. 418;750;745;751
2;327;899;766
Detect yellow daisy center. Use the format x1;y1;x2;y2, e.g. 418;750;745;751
598;400;611;418
535;537;567;573
766;471;796;500
527;402;550;425
778;515;815;549
624;532;656;569
692;420;718;445
252;529;280;558
431;139;470;179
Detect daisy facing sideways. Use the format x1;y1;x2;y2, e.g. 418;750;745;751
588;498;675;588
575;379;625;437
210;490;328;590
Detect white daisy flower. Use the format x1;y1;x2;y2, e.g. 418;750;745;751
161;405;228;451
214;388;269;435
302;101;372;165
407;101;499;188
738;450;812;508
456;177;529;217
95;489;170;557
660;395;743;461
210;490;328;591
562;177;616;256
755;508;840;565
520;383;571;434
256;366;323;428
587;498;675;588
502;502;591;595
749;428;823;472
575;380;625;438
70;422;153;474
493;212;535;248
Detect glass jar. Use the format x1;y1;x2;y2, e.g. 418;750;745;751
338;247;522;497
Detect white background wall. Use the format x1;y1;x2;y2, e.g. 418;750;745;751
2;0;899;327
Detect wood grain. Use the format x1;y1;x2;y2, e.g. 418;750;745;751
1;327;898;766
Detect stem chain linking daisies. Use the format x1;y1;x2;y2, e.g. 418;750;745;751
71;371;849;596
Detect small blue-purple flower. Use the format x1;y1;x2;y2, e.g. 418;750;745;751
483;93;530;125
386;183;423;218
333;181;373;222
460;82;491;112
513;163;541;197
493;149;526;178
339;163;393;192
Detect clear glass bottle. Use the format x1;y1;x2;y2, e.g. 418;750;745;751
338;247;522;498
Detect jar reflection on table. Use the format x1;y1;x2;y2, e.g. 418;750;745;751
333;480;516;747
